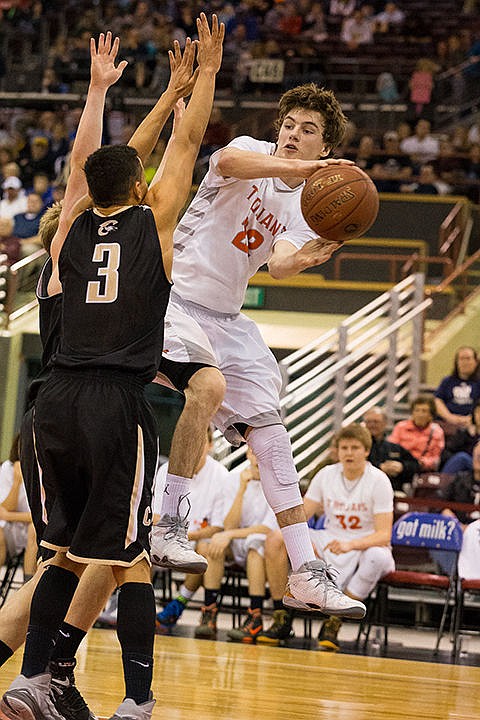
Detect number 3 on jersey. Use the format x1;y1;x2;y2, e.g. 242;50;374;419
231;217;264;254
86;243;121;303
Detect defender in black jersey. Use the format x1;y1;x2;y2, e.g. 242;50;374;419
36;198;171;564
1;17;225;720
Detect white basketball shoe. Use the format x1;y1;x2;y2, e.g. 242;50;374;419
150;513;207;574
283;560;366;619
1;673;65;720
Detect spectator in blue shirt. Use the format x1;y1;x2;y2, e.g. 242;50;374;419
435;346;480;433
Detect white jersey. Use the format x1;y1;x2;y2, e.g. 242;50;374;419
222;471;279;530
172;136;317;314
152;455;229;531
305;462;393;540
0;460;29;511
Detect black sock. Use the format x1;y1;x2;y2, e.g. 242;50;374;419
51;622;87;667
0;640;13;667
117;583;155;705
273;599;284;611
204;589;218;607
21;565;79;678
249;595;264;612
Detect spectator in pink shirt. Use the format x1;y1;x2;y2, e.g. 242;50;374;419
388;394;445;471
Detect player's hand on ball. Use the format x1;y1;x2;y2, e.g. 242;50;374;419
297;237;343;268
299;158;354;179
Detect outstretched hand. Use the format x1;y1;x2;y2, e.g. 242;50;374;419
90;31;128;90
196;12;225;74
167;38;198;99
297;237;344;268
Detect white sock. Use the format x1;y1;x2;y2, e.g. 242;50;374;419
161;472;191;517
179;584;195;601
281;522;315;572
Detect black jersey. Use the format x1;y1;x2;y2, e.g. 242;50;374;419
26;257;62;406
54;205;171;383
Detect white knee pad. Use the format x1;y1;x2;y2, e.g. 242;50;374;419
247;425;302;514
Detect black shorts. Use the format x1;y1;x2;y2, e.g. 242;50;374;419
33;369;158;566
20;407;51;562
157;356;213;393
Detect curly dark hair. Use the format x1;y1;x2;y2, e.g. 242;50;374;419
274;83;347;153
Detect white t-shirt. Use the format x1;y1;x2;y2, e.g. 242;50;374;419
399;135;439;163
222;470;278;531
152;455;229;531
0;460;29;512
172;136;317;314
305;462;393;539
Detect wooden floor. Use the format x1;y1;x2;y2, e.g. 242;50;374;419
1;628;480;719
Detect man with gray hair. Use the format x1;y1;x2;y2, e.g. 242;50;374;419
363;406;420;491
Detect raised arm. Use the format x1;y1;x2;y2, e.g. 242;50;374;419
62;33;128;221
127;42;196;164
146;13;225;278
50;32;127;273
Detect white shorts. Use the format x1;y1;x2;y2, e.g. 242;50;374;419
0;520;29;559
231;533;267;567
309;529;395;600
458;520;480;580
163;294;283;445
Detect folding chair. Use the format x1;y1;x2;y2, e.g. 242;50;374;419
0;550;25;607
360;512;463;653
412;472;455;499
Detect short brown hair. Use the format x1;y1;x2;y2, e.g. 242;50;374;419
335;423;372;452
275;83;347;153
410;394;436;417
38;202;62;253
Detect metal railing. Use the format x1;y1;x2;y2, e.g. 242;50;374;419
1;250;47;330
215;274;430;479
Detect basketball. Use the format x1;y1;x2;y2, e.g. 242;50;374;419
301;165;379;242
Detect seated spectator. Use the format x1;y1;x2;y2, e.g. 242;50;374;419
329;0;357;16
153;427;228;634
194;449;276;643
340;9;374;49
18;135;56;187
363;406;420;491
400;164;452;196
442;399;480;473
13;191;45;239
370;130;413;192
32;172;55;207
0;217;20;266
41;67;70;94
442;439;480;527
349;134;378;171
400;119;439;170
302;2;328;44
389;394;445;471
0;434;36;580
375;2;406;33
0;176;27;219
257;424;394;650
376;72;400;103
435;346;480;432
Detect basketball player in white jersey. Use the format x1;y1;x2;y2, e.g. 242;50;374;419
258;424;394;648
153;83;366;617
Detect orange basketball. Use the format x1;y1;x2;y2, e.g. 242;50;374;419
301;165;379;242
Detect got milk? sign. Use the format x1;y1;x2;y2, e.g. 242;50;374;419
393;513;463;550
